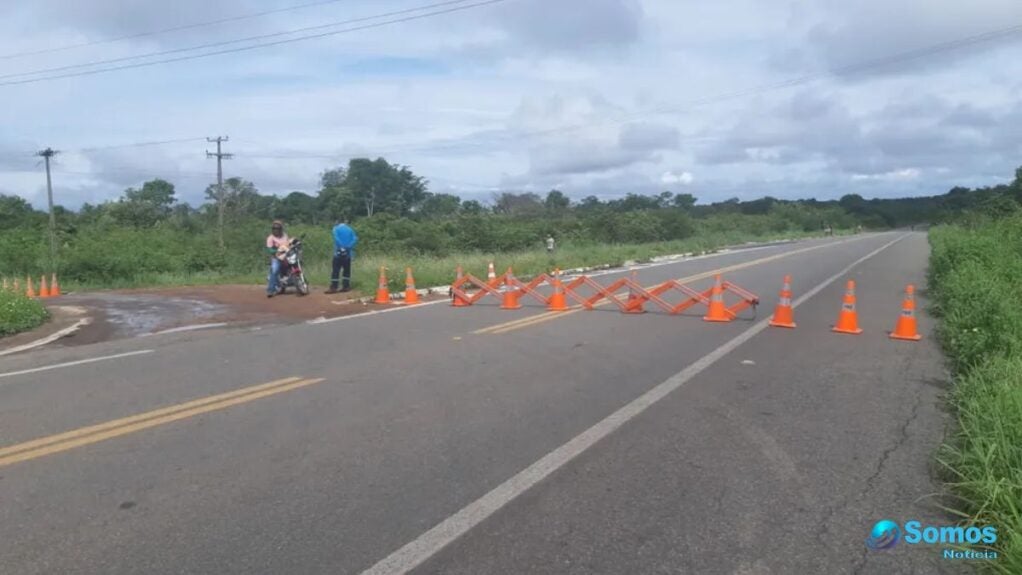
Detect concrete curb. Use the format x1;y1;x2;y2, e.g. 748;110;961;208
0;316;92;357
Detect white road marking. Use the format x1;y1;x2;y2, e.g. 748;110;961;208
360;233;908;575
307;298;450;325
0;350;155;381
148;322;228;335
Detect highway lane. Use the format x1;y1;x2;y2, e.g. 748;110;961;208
0;232;949;574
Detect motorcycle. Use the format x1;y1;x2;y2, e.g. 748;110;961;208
274;235;310;296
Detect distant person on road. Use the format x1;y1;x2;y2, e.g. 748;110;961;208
265;220;290;298
546;235;556;254
327;220;358;293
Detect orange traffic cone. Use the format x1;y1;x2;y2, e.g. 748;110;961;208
768;275;797;328
374;267;391;304
404;267;420;305
487;261;498;287
13;278;20;295
832;280;863;335
500;267;522;310
623;271;646;314
890;284;922;341
38;275;51;298
547;269;569;311
25;276;36;298
452;266;471;307
703;275;731;322
50;273;61;297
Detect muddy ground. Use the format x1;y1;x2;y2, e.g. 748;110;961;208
3;284;446;350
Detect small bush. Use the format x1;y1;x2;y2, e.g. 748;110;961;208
0;290;49;337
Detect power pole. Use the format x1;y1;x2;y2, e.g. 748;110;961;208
36;147;59;268
206;136;232;250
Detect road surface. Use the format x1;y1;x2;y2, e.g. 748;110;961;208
0;232;958;574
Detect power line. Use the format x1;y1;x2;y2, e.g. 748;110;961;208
0;0;506;85
71;137;208;153
0;0;354;61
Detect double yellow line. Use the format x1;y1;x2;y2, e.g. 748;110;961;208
0;376;324;468
475;236;866;335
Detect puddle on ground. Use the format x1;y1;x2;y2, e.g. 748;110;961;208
61;293;228;338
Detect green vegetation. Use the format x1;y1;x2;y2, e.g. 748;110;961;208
0;289;49;338
2;159;1020;291
929;213;1022;572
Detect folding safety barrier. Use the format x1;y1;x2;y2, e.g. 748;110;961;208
450;267;759;321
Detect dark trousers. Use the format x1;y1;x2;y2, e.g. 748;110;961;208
330;251;352;290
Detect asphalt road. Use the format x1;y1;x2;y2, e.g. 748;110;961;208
0;232;959;574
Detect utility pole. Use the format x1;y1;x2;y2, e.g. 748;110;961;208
36;147;58;268
206;136;232;250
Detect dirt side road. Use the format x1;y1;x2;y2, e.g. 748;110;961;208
2;284;443;351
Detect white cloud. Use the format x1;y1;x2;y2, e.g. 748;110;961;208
1;0;1021;208
661;170;693;185
851;168;921;182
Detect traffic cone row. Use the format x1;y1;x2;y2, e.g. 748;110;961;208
765;275;921;341
1;274;63;299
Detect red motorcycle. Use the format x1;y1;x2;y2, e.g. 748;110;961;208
274;235;310;296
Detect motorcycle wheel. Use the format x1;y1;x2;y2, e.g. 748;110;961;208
296;274;309;296
276;279;286;295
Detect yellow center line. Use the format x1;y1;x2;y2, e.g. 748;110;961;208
479;235;870;335
0;376;325;468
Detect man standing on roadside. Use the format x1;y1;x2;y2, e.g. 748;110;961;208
327;219;358;293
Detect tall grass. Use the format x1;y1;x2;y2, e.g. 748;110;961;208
929;216;1022;572
62;229;820;292
0;289;49;337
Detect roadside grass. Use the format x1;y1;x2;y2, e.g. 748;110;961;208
0;289;49;337
62;229;829;293
929;216;1022;572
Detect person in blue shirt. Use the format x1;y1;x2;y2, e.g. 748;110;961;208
326;220;358;293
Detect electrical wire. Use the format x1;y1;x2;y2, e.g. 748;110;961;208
0;0;357;61
0;0;507;85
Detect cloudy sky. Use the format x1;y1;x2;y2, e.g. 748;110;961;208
1;0;1021;209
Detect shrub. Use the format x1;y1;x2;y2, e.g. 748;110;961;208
0;289;49;337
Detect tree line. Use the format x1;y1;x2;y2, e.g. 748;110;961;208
1;157;1019;283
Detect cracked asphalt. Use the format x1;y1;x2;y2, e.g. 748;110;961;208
0;233;958;574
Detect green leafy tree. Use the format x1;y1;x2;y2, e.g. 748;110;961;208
0;194;39;229
544;189;570;213
672;193;697;211
493;192;543;216
204;178;268;223
460;199;485;214
346;158;427;217
109;179;177;227
419;193;462;218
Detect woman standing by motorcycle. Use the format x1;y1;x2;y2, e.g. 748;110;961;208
265;220;290;298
